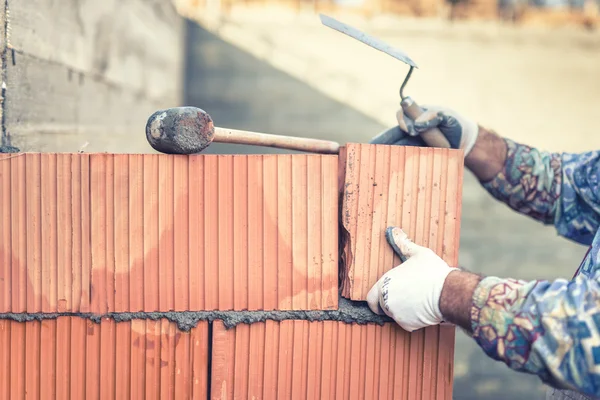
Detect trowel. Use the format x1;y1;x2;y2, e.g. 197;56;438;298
319;14;451;149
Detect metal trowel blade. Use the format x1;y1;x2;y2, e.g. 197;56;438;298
319;14;418;68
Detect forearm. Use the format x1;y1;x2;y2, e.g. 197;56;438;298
440;269;600;396
464;127;508;182
465;126;562;225
439;269;481;333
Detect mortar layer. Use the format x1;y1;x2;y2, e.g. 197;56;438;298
0;297;392;332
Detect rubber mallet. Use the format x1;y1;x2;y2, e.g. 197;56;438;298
145;107;341;155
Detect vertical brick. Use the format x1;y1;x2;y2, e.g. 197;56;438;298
86;319;101;400
99;318;116;400
70;318;86;400
291;156;308;310
0;320;10;398
277;319;293;399
189;155;205;311
143;155;160;312
57;154;72;312
80;154;91;313
367;146;390;296
263;155;278;310
159;320;174;400
248;156;264;311
320;322;335;399
130;319;146;399
145;320;161;400
10;322;25;399
115;322;132;399
352;145;374;299
91;154;107;315
233;323;251;398
349;324;362;400
25;320;41;399
40;320;56;400
377;324;393;399
114;155;130;313
364;324;378;399
175;321;191;399
204;156;218;310
248;322;266;398
321;155;338;310
306;320;324;398
10;154;26;313
26;153;42;312
158;155;175;312
71;154;82;313
191;322;209;400
233;156;248;310
307;156;322;310
218;155;234;310
277;155;293;310
129;155;145;312
263;320;280;399
335;322;350;400
105;157;116;314
174;155;190;311
0;156;11;312
41;153;58;313
211;320;235;399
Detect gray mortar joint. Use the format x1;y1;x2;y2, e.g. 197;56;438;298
0;298;392;332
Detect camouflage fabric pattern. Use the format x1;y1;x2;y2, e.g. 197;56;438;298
471;139;600;397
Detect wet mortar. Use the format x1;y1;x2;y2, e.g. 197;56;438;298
0;297;392;332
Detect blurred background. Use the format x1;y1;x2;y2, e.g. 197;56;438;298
4;0;600;398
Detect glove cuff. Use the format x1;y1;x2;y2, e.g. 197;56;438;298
461;119;480;156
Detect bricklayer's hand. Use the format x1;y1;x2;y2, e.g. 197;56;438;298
370;105;479;157
366;227;457;332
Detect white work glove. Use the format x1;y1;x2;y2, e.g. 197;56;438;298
367;227;457;332
370;105;479;157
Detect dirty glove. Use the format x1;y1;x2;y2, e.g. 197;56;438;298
370;105;479;157
366;227;457;332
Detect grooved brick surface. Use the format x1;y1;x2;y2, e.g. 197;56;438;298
210;319;453;400
0;318;209;399
340;144;464;299
338;144;461;399
0;153;339;312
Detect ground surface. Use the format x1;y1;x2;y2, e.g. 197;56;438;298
183;9;600;399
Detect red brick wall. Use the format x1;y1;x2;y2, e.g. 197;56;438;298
0;146;462;399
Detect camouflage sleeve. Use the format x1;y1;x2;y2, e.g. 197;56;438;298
481;138;562;225
470;272;600;397
481;138;600;246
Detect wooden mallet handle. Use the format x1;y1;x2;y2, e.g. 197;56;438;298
401;97;452;149
214;127;340;154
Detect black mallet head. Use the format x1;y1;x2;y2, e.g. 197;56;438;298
146;106;215;154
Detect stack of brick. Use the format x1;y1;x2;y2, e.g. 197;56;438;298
0;144;463;399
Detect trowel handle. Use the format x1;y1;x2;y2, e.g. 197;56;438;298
401;97;452;149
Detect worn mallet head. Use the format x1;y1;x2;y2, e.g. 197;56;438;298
146;106;215;154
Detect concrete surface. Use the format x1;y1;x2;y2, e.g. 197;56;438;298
4;0;184;153
183;9;599;399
